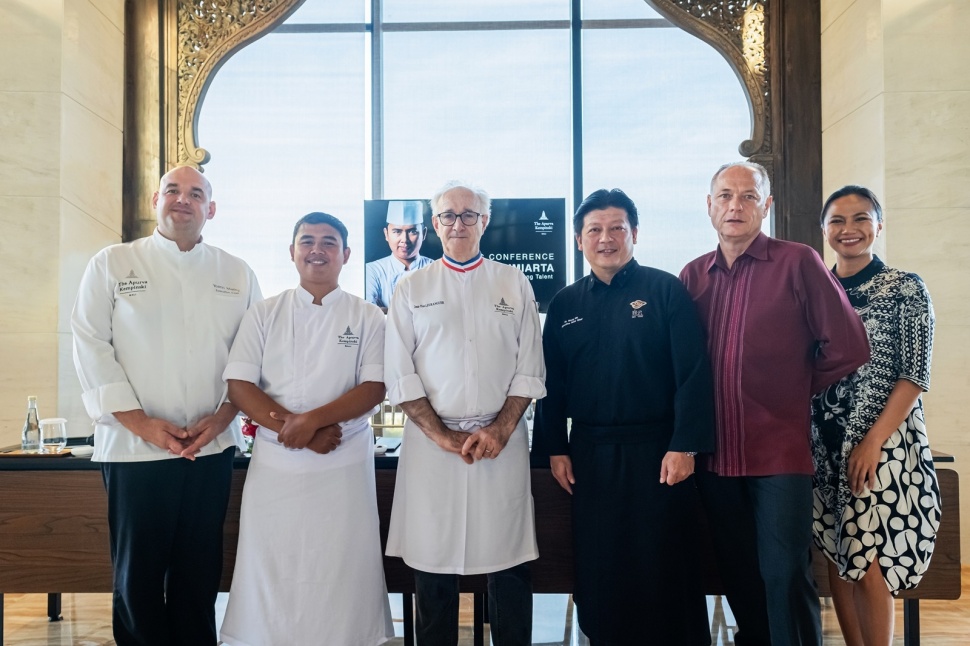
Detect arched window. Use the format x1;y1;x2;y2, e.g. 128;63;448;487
194;0;751;298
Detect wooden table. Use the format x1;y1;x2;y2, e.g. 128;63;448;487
0;452;960;645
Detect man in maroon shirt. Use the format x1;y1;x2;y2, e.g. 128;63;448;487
680;162;869;646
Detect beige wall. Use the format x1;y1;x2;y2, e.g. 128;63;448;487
822;0;970;555
0;0;124;444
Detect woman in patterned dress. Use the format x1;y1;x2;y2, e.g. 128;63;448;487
812;185;941;646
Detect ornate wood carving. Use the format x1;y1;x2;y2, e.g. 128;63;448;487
646;1;770;165
175;0;304;167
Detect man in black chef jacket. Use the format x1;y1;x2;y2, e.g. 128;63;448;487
534;188;715;646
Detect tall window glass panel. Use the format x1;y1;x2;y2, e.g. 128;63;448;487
582;0;663;20
582;26;750;275
286;0;365;23
382;29;571;199
198;32;367;299
383;0;567;23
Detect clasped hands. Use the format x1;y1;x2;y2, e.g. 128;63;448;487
270;411;342;455
432;423;512;465
120;409;231;460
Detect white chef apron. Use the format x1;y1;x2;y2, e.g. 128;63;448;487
220;419;393;646
385;414;538;575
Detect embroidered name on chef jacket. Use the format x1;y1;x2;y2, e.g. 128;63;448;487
213;284;241;296
337;326;360;348
116;270;149;296
494;298;515;316
630;299;647;318
561;316;583;328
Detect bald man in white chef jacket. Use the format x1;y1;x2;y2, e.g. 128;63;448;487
72;165;261;645
384;180;546;646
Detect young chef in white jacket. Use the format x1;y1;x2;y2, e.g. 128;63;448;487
385;181;546;646
219;212;394;646
72;165;262;645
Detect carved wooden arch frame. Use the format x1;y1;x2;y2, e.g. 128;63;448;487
174;0;306;168
646;1;771;163
172;0;770;170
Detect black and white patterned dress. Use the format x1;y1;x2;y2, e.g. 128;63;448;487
811;257;940;591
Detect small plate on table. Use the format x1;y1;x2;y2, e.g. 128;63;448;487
0;448;74;458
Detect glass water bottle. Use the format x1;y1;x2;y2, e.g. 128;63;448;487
21;396;40;453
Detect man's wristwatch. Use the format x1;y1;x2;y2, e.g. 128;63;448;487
683;451;697;457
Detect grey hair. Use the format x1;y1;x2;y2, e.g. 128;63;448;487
431;180;491;215
709;161;771;204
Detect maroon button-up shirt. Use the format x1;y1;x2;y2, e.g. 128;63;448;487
680;233;869;476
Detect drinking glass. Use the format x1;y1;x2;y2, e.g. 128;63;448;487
39;418;68;454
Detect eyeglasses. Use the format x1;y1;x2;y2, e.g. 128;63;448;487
436;211;482;226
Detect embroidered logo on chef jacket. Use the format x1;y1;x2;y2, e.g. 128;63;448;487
494;297;515;316
337;326;360;348
561;316;583;328
213;284;241;296
116;270;149;296
630;299;647;318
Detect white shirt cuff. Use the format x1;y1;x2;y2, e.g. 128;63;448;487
81;383;142;424
223;361;260;384
359;364;384;384
508;375;546;401
386;373;427;406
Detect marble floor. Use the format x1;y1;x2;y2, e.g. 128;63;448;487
2;578;969;645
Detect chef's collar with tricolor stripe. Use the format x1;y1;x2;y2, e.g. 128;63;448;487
441;253;484;273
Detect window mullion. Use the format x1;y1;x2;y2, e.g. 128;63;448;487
571;0;583;283
371;0;384;199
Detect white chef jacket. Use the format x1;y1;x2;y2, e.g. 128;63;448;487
71;229;261;462
219;286;393;646
384;258;546;574
364;253;433;309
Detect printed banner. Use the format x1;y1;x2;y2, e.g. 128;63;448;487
364;198;567;312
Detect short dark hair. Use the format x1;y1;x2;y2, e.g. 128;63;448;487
820;185;884;226
573;189;639;235
292;212;349;248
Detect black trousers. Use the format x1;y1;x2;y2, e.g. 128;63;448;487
101;448;235;646
414;564;532;646
696;472;822;646
570;423;710;646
